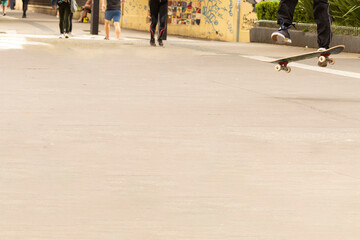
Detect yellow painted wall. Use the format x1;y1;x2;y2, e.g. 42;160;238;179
238;0;257;42
122;0;238;42
21;0;259;42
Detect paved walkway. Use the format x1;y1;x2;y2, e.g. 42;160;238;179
1;10;360;240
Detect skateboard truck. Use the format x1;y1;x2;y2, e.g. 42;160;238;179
318;53;335;67
274;61;292;73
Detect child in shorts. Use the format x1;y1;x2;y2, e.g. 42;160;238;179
1;0;8;16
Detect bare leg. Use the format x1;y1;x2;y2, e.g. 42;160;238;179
114;22;121;40
104;19;110;39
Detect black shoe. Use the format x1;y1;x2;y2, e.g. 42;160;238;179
150;38;156;46
271;24;293;44
22;14;26;18
158;39;163;47
3;13;6;16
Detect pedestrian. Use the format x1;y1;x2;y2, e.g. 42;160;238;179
9;0;14;10
69;12;73;35
101;0;123;40
1;0;7;16
78;0;91;22
149;0;167;47
271;0;332;51
58;0;71;38
22;0;29;18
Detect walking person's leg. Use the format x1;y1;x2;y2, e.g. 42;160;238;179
59;3;66;37
271;0;298;43
114;22;121;40
104;20;111;39
2;0;8;15
111;10;121;40
104;10;111;39
22;0;28;17
157;0;167;46
69;12;73;34
63;3;71;36
313;0;332;50
149;0;159;46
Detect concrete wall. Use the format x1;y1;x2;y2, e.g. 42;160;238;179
19;0;260;42
122;0;238;42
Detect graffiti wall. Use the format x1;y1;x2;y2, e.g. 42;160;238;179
238;0;259;42
121;0;259;42
121;0;237;41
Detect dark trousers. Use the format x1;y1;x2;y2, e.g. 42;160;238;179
277;0;332;48
22;0;28;15
59;2;71;34
69;12;73;32
9;0;15;9
149;0;167;40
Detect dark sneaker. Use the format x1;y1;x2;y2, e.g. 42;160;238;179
22;14;26;18
271;25;292;44
150;38;156;46
158;39;163;47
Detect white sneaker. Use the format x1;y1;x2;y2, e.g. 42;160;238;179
317;48;327;52
59;34;64;39
65;33;69;38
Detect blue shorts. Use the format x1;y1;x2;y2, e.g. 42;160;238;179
105;10;121;22
51;0;57;6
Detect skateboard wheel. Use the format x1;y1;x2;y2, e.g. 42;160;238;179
329;58;335;65
285;67;291;73
319;56;326;63
275;64;282;72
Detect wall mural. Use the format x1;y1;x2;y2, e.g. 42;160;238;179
122;0;262;40
168;1;202;25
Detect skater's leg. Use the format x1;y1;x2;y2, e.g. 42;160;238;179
313;0;332;49
277;0;299;26
272;0;299;43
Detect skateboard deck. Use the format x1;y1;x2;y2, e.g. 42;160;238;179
270;45;345;73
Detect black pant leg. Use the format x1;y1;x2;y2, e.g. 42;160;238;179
63;3;71;33
59;3;66;34
22;0;28;15
313;0;332;48
69;12;73;32
149;0;159;40
158;0;167;40
277;0;299;26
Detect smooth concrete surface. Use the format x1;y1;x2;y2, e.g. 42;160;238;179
1;11;360;240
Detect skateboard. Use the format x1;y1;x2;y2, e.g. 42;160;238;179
269;45;345;73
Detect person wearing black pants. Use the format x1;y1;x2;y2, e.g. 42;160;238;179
271;0;332;50
149;0;167;46
58;0;71;38
22;0;28;18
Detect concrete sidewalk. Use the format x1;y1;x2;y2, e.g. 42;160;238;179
1;10;360;240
